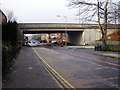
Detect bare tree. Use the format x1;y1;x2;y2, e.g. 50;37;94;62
119;1;120;23
68;0;119;50
6;10;16;22
107;2;120;24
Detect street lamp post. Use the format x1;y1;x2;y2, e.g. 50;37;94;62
57;15;67;47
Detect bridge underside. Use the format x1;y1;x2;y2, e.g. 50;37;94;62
22;29;84;45
23;30;66;34
68;31;84;45
23;29;84;34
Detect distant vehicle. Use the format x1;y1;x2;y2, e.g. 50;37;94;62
27;39;40;46
51;40;57;44
28;41;37;46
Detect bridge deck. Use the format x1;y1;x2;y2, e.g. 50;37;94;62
19;23;120;29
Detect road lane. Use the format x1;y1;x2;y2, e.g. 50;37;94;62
33;47;119;88
52;48;119;67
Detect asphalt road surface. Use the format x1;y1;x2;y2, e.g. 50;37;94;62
33;47;119;88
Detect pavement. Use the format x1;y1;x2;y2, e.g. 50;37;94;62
66;46;120;59
2;47;61;88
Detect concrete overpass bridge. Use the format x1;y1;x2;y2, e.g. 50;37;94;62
18;23;98;33
18;23;119;45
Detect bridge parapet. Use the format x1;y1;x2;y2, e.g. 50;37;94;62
18;23;98;29
18;23;120;29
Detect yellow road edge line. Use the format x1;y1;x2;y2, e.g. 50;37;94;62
32;48;76;90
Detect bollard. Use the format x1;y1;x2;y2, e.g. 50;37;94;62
95;45;98;51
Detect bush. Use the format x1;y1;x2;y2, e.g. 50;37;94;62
2;21;18;46
2;20;21;78
106;45;120;52
2;42;14;77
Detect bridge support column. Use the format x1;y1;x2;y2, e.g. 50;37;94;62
68;31;84;46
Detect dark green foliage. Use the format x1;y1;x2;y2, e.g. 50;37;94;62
2;21;21;77
106;45;120;52
2;21;18;46
2;42;13;75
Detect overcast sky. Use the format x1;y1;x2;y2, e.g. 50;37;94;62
1;0;119;23
0;0;80;23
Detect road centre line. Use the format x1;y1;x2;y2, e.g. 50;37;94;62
32;48;76;90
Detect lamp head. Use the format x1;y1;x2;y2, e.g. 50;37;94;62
57;15;60;17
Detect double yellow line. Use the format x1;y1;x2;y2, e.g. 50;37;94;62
32;48;76;90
